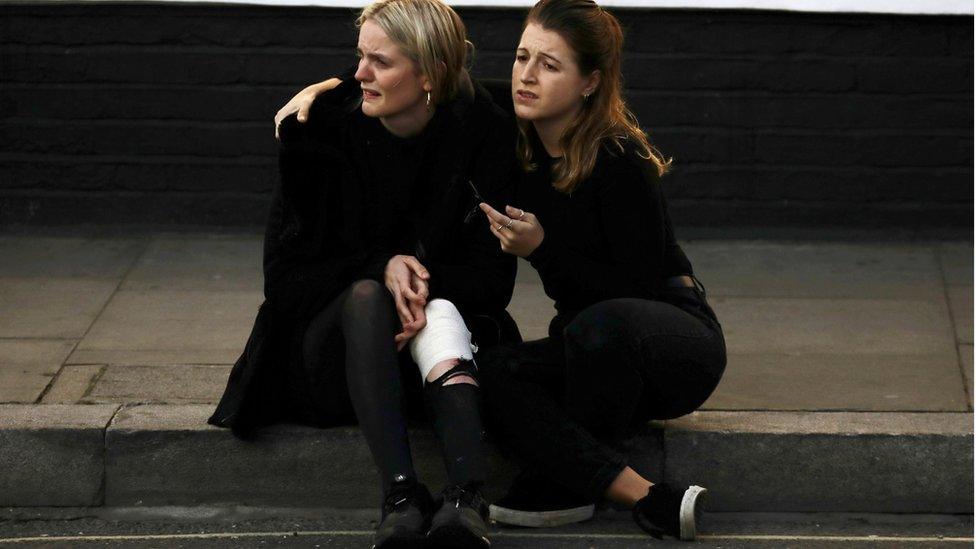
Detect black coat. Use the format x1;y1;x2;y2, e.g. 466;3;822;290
208;77;519;438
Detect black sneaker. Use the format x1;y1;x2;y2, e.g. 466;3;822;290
632;482;707;541
488;470;595;527
427;484;491;548
373;479;434;549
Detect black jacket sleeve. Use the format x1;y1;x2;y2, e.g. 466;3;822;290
526;151;667;305
262;110;372;321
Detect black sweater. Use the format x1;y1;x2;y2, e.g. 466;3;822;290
521;135;693;336
264;77;518;322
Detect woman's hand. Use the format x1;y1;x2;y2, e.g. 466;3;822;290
394;296;426;351
274;78;343;139
480;203;545;258
384;255;430;348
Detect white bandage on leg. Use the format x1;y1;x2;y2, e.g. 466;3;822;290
409;299;477;381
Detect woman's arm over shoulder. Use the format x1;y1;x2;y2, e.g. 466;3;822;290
277;76;361;147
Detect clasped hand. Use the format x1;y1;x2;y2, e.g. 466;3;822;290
479;203;544;258
384;255;430;351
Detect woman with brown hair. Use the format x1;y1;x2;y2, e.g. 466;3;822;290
475;0;726;541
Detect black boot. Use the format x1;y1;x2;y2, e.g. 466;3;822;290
632;482;707;541
373;478;434;549
427;484;491;549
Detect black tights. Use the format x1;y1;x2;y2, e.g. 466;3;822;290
299;279;485;492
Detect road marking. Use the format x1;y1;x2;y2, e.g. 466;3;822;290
0;530;972;544
700;534;974;542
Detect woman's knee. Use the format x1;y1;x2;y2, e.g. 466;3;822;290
409;299;477;384
343;279;390;315
423;298;458;318
563;301;627;353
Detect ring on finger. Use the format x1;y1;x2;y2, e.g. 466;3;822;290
505;219;515;229
517;209;525;220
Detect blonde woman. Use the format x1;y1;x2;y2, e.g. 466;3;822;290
210;1;517;547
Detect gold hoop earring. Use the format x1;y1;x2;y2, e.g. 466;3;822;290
426;91;432;110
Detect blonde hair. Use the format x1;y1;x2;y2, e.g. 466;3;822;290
517;0;671;194
357;0;473;105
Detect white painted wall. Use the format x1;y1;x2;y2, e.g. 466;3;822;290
64;0;974;15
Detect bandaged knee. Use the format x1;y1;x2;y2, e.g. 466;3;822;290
409;299;477;381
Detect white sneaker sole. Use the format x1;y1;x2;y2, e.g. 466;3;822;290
678;485;707;541
488;503;595;528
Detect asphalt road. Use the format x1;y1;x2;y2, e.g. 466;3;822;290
0;507;971;548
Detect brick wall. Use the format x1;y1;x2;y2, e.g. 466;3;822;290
0;4;972;230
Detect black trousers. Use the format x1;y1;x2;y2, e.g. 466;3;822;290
479;286;726;502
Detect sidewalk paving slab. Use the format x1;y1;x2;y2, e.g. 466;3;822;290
960;345;973;405
704;353;969;411
0;237;145;279
68;289;262;365
83;364;231;404
41;364;104;405
713;297;954;355
121;237;262;292
506;282;553;342
0;340;76;403
508;259;553;341
939;242;973;286
0;404;119;507
684;241;945;299
948;285;973;344
0;279;119;339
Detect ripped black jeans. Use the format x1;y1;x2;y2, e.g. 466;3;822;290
479;286;726;502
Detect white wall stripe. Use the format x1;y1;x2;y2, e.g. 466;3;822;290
59;0;974;15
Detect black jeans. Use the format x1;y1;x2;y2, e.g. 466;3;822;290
479;287;726;502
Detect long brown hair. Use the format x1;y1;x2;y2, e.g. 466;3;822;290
517;0;670;193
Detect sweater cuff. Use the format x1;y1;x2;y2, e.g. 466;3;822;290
360;252;394;283
526;235;557;268
338;64;357;81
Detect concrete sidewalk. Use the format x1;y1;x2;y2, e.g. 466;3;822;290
0;232;972;512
